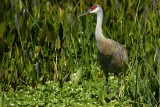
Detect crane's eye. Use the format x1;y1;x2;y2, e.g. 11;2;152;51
90;5;97;11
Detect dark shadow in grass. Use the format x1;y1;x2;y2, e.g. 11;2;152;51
105;94;119;102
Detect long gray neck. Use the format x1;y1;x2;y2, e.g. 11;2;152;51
95;9;104;40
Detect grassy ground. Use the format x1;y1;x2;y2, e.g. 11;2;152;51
1;78;131;106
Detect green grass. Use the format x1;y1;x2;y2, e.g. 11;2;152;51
1;79;131;106
0;0;159;106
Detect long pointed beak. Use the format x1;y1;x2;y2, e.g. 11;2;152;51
78;10;90;17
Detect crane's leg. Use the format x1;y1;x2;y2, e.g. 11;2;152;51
116;73;121;95
103;71;110;94
98;52;110;94
106;72;110;94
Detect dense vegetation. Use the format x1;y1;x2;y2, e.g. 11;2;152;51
0;0;159;106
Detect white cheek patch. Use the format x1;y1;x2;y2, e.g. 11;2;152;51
90;8;99;13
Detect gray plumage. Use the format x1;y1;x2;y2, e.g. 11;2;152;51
79;4;128;94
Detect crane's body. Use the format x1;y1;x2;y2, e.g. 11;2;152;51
79;4;128;94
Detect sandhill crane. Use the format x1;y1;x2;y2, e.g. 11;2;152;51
79;4;128;94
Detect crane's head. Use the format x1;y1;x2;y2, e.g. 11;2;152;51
78;4;102;17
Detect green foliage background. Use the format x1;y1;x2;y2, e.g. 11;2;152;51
0;0;159;106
